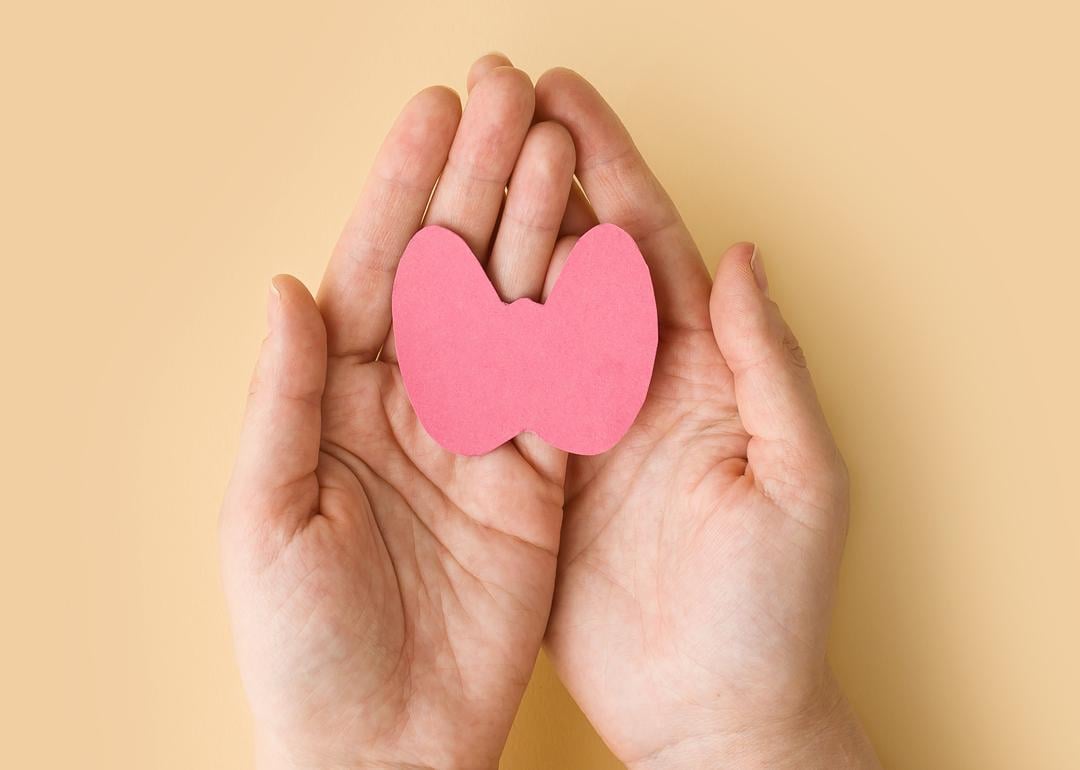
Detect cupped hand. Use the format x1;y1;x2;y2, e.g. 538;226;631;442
533;69;881;769
220;57;575;770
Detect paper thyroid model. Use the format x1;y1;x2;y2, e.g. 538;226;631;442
391;223;658;456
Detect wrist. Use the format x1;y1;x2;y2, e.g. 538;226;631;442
626;671;880;770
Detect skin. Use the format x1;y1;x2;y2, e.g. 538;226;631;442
532;67;881;769
221;55;880;770
221;63;574;770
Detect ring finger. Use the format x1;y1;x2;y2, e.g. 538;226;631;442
486;121;576;301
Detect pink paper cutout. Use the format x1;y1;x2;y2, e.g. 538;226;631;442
390;223;658;456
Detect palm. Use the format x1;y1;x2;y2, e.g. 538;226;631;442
223;66;581;769
548;325;839;760
532;67;853;766
240;359;562;768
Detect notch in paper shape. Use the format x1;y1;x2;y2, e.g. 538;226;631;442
391;223;657;456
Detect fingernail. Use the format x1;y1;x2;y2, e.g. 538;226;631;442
749;244;769;296
267;277;282;328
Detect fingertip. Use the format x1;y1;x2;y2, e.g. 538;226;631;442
455;66;535;146
535;67;598;121
716;241;771;299
270;272;302;296
375;85;461;185
712;242;760;300
520;120;576;179
710;241;772;366
534;119;575;151
716;241;757;274
473;65;534;109
378;86;461;179
535;66;584;95
267;275;282;325
269;273;313;308
401;85;463;138
266;274;325;349
413;83;462;106
267;274;294;329
534;68;570;116
466;52;513;92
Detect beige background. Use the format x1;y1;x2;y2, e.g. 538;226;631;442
2;0;1078;767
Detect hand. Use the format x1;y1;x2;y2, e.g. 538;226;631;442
220;58;577;770
534;69;881;768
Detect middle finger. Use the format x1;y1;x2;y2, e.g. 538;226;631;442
423;66;535;262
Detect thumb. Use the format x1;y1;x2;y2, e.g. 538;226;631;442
223;275;327;536
710;243;847;514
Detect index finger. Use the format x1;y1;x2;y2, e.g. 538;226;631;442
318;86;461;361
534;68;712;330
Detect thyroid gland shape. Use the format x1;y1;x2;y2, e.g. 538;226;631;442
390;223;658;456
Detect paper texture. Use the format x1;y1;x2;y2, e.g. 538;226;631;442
391;223;658;455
